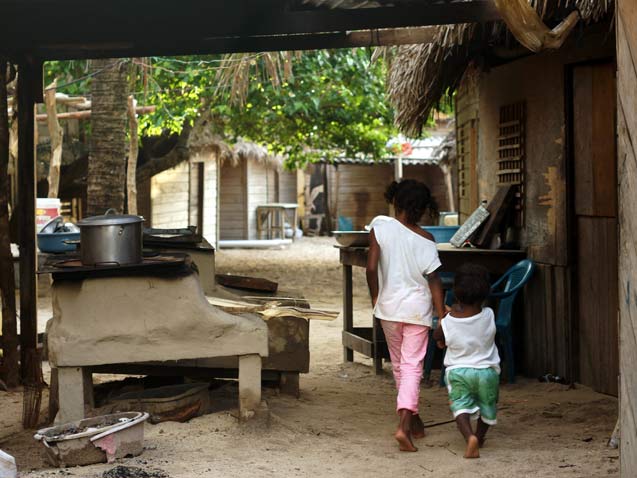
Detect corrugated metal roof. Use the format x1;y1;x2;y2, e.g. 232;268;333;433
321;130;452;165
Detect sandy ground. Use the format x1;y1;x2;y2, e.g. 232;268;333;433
0;237;620;477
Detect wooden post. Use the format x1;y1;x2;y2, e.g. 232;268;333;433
440;163;456;212
343;264;354;362
45;80;63;198
394;156;403;181
0;60;19;388
126;95;138;215
17;59;39;379
616;1;637;473
296;169;305;222
322;164;332;233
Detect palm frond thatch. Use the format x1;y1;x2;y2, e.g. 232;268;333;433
387;0;614;137
223;140;285;170
214;52;295;106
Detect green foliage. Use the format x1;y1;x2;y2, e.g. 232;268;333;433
44;49;398;169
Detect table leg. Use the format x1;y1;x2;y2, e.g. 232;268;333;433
343;264;354;362
372;317;383;375
279;210;285;240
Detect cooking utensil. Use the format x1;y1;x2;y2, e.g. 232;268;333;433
37;216;81;253
77;210;144;266
37;231;80;253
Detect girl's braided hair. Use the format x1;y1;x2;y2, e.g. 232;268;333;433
384;179;438;224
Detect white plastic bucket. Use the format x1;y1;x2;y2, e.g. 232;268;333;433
36;198;61;232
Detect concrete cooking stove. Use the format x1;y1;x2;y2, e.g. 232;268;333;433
41;254;268;423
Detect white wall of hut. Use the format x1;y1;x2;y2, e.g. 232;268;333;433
148;156;219;246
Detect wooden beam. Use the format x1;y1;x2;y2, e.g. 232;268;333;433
34;105;155;122
0;60;20;388
126;95;138;215
34;29;438;61
45;79;63;198
17;58;39;379
0;1;500;59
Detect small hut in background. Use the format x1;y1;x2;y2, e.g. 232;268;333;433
219;141;297;241
137;118;234;248
320;129;456;231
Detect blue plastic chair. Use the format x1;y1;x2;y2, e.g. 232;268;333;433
424;259;535;386
489;259;535;384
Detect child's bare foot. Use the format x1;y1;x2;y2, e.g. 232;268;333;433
478;436;486;448
395;429;418;452
464;435;480;459
411;414;426;439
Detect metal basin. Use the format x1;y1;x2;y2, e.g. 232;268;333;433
332;231;369;247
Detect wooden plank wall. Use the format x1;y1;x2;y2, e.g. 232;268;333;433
150;162;190;228
617;0;637;473
278;170;297;203
572;62;619;397
455;68;480;222
523;264;570;379
219;160;247;240
327;164;391;230
403;164;450;212
576;217;618;395
246;161;278;239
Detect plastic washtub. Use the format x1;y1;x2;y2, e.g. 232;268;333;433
34;412;148;467
422;226;460;243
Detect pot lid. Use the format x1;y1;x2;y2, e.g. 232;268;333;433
78;214;144;227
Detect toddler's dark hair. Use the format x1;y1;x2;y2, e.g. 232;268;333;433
453;263;491;306
384;179;438;224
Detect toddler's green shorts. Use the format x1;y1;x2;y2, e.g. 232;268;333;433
446;367;499;425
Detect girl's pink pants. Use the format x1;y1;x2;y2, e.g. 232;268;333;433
380;320;430;414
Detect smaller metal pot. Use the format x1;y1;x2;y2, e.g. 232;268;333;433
77;210;144;266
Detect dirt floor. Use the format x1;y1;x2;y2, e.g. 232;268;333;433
0;237;620;477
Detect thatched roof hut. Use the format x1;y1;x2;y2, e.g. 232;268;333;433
388;0;614;136
229;140;285;170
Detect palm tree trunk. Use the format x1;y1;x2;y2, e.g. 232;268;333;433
87;58;129;216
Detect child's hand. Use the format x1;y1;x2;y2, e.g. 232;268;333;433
436;340;446;349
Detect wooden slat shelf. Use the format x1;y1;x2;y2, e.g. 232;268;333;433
497;156;523;163
497;143;521;151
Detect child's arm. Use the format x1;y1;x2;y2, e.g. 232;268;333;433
366;229;381;307
432;322;446;348
427;270;446;321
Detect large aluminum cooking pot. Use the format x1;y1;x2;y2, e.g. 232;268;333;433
77;210;144;266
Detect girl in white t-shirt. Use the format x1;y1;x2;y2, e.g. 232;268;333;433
433;263;500;459
366;180;446;452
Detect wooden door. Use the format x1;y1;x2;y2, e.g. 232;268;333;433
572;62;619;396
219;160;248;240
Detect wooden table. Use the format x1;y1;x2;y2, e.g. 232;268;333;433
256;203;299;240
338;244;527;374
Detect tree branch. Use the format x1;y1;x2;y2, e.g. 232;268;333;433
136;121;193;184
